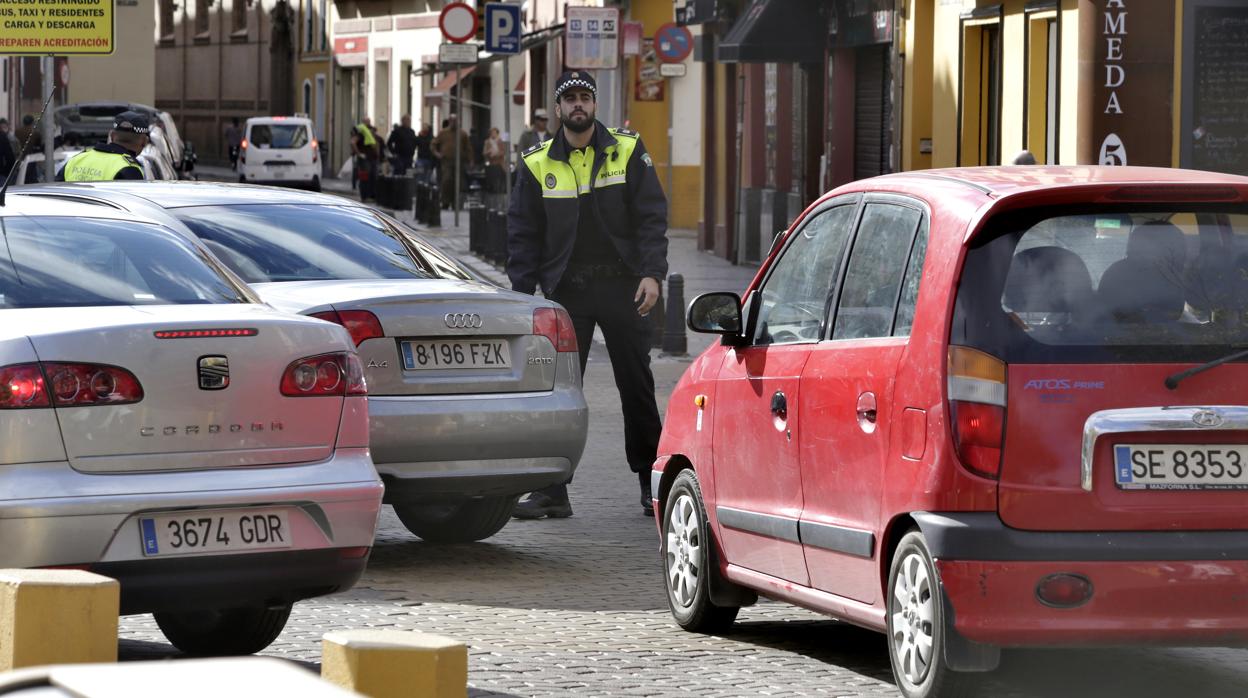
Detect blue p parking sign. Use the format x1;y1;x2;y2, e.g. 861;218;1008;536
485;3;521;54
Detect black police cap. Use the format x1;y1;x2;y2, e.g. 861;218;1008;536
554;71;597;101
113;111;150;135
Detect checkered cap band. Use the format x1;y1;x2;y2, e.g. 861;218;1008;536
113;111;150;135
555;76;596;101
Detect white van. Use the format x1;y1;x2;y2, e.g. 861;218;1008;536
239;116;320;191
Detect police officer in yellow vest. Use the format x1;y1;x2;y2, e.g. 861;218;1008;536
350;117;379;202
56;111;148;182
508;70;669;519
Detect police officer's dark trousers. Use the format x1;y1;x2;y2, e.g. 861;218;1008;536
551;270;662;482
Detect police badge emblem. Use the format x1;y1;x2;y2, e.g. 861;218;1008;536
641;153;653;167
545;173;557;189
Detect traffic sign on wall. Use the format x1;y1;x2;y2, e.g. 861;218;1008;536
654;23;694;63
565;6;619;70
0;0;114;55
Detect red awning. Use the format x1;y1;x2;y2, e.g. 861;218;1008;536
513;71;525;106
426;67;475;99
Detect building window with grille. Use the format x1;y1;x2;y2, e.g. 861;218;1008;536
303;0;315;52
194;0;210;37
1025;8;1059;164
232;0;248;33
318;0;328;51
159;0;176;41
959;11;1003;166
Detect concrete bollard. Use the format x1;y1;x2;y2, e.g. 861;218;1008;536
322;629;467;698
661;273;688;356
0;569;119;671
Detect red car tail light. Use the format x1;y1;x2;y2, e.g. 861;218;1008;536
0;364;50;409
310;310;384;347
41;363;143;407
281;352;367;397
948;345;1006;478
533;307;578;352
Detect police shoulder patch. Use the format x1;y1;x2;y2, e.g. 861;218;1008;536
640;152;654;168
612;127;638;138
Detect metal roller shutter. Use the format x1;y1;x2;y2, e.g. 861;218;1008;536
854;44;891;181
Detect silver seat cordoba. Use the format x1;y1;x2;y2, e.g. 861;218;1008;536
0;194;383;655
26;182;589;543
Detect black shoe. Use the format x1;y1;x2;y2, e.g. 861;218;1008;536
512;486;573;520
640;473;654;517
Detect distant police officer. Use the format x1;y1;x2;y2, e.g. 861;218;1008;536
57;111;148;182
507;70;669;518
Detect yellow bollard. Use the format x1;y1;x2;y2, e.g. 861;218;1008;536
322;629;467;698
0;569;119;670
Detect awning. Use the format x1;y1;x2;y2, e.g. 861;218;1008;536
426;67;475;99
513;71;525;106
717;0;826;64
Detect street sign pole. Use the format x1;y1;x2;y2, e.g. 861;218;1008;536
454;71;461;226
503;57;511;193
42;56;54;182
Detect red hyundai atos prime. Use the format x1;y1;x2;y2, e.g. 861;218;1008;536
652;166;1248;697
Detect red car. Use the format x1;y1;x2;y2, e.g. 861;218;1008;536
653;166;1248;698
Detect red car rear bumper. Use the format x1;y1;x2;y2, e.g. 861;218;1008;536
939;558;1248;646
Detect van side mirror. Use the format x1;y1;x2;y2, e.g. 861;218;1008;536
687;292;743;335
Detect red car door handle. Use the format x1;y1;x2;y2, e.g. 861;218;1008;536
857;392;878;426
770;391;788;418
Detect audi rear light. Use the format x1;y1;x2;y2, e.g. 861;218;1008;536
43;363;143;407
533;307;577;352
0;364;49;409
947;345;1006;479
281;352;367;397
310;310;384;347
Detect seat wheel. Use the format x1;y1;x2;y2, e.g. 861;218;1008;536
394;494;520;543
887;531;984;698
154;604;291;656
662;469;739;633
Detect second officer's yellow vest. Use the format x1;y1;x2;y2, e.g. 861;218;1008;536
355;123;376;148
62;149;142;182
522;128;637;200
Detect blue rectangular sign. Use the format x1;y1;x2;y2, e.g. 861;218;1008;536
485;3;522;54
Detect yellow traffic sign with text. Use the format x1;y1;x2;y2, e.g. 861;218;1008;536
0;0;114;55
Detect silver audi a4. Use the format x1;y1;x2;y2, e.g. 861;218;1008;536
0;194;383;655
29;182;589;543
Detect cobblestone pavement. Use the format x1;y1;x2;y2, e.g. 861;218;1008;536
130;184;1248;695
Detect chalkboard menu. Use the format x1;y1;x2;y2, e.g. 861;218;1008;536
1189;5;1248;174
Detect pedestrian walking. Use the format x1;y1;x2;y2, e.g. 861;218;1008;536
224;117;243;170
351;116;380;202
517;108;551;155
388;114;418;176
414;123;436;182
507;70;669;519
56;111;149;182
483;126;506;204
432;115;472;210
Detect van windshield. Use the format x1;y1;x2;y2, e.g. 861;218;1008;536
249;123;309;149
952;207;1248;363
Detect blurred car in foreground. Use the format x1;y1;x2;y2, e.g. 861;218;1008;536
0;193;383;655
23;182;588;543
654;166;1248;698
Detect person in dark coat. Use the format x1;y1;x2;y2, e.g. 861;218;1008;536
387;114;418;175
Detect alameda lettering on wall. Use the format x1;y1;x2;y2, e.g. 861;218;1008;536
1090;0;1175;167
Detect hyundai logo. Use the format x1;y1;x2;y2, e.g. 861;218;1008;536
198;355;229;390
1192;409;1224;428
444;313;483;329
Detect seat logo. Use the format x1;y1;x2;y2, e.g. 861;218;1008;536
1192;410;1223;428
444;313;483;329
198;355;229;390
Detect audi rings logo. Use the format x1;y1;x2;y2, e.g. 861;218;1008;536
444;313;483;329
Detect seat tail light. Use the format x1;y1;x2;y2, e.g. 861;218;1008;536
533;307;578;352
948;346;1006;478
310;310;384;347
281;352;367;397
43;363;143;407
0;364;50;409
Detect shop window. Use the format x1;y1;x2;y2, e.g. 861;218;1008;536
1025;9;1059;164
959;10;1003;166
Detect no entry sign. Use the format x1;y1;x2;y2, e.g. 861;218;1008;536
654;23;693;63
439;2;478;44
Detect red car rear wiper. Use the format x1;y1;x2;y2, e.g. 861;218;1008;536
1165;347;1248;390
